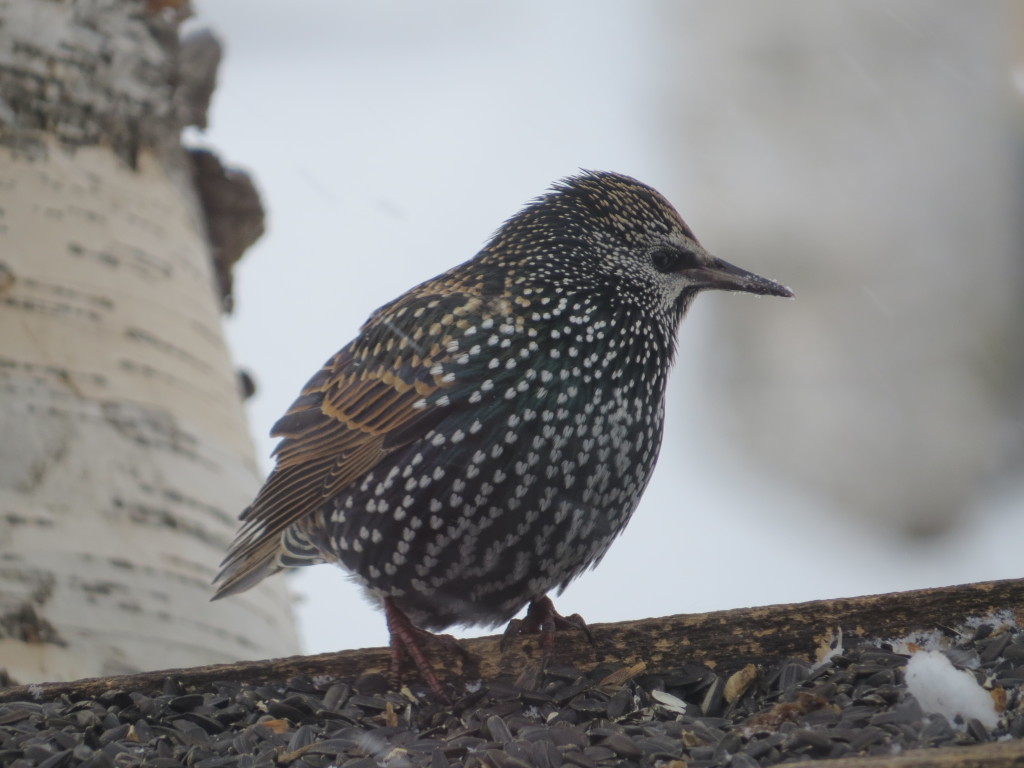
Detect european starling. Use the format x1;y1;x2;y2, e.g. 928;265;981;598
213;170;792;695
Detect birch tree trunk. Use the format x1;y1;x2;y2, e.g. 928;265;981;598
0;0;299;683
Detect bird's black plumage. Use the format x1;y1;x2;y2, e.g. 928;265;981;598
213;170;791;675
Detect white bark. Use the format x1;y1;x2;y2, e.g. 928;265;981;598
0;0;298;682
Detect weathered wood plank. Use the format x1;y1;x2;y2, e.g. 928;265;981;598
816;739;1024;768
2;577;1020;704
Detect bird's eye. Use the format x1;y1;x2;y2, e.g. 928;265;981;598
650;247;699;274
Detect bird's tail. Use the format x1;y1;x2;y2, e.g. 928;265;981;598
212;518;323;600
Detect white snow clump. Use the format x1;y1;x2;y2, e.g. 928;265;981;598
904;649;998;729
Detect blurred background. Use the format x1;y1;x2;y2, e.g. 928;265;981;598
186;1;1024;654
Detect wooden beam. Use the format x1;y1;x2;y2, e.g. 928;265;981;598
2;577;1021;703
809;739;1024;768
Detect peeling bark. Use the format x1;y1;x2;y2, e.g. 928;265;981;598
189;148;265;313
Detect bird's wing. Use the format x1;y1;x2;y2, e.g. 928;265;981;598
213;288;493;597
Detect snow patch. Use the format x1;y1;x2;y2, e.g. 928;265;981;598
905;650;998;729
812;626;843;670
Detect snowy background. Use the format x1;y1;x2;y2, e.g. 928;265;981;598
185;2;1024;655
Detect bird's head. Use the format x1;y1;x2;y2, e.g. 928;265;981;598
482;170;792;325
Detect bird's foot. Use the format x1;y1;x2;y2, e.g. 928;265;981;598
502;595;594;661
383;597;470;702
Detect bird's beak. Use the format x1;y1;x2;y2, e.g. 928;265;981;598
694;255;794;298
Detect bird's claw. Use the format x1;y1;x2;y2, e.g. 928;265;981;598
502;596;594;661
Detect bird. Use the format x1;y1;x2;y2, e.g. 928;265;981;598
212;170;792;697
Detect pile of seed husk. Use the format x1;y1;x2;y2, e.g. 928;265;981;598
2;621;1022;768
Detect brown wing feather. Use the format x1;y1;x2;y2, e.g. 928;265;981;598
212;288;480;598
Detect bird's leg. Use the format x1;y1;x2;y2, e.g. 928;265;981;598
382;597;446;699
502;595;593;660
382;597;470;701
